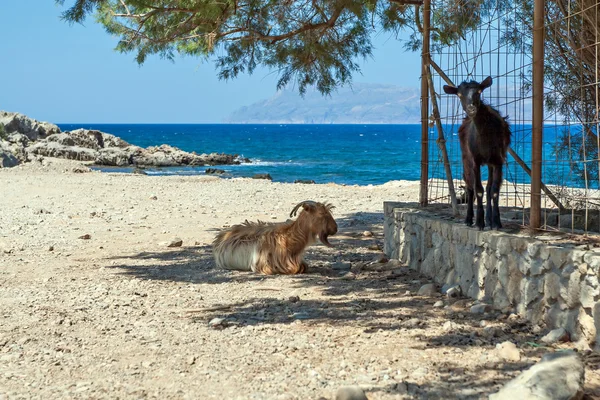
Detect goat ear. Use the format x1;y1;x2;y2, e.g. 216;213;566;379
480;76;493;90
443;85;458;95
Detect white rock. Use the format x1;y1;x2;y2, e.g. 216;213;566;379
495;341;520;362
540;328;570;344
417;283;438;296
335;386;368;400
167;238;183;247
470;303;492;314
489;351;584;400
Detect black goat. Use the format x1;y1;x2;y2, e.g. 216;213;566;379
443;76;511;230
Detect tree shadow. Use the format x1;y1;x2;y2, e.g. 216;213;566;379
98;209;599;398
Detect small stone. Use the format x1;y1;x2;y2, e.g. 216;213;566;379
339;272;356;281
362;231;374;237
78;234;91;240
335;386;368;400
442;321;459;332
496;341;520;362
483;326;501;338
394;382;408;394
208;318;226;328
48;245;54;251
377;255;388;263
446;286;461;299
167;238;183;248
386;259;402;268
331;261;352;271
401;318;421;328
508;313;519;321
433;300;444;308
292;312;310;320
470;304;492;314
187;356;197;366
149;195;158;200
288;296;300;303
417;283;438;296
540;328;570;344
450;299;471;311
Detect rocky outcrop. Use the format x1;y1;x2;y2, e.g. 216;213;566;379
0;111;248;169
0;111;60;141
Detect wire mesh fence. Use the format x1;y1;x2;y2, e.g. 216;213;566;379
425;0;600;234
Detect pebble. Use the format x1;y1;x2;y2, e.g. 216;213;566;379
417;283;437;296
540;327;570;344
331;261;352;271
339;272;356;281
292;312;310;320
442;321;459;331
335;386;368;400
362;231;373;237
433;300;444;308
496;341;520;361
167;238;183;248
78;234;91;240
470;304;492;314
446;286;461;299
208;318;226;328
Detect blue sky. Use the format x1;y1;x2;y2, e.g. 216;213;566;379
0;2;421;123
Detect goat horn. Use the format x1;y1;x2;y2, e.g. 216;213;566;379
290;201;317;218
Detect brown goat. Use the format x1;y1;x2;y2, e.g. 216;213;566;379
212;201;338;275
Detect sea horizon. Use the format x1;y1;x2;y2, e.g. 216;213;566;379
56;122;583;188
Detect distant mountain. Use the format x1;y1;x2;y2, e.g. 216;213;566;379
224;82;533;124
224;83;422;124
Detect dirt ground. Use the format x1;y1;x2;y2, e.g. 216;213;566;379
1;159;599;399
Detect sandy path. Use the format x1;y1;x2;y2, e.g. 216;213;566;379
1;158;597;399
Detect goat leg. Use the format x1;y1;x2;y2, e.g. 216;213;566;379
475;165;485;230
465;187;474;226
485;169;493;229
491;165;503;229
298;260;308;274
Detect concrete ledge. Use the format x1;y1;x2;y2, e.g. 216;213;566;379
384;201;600;350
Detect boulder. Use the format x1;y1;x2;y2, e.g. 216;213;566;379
0;111;60;141
489;351;584;400
96;147;136;166
0;141;19;168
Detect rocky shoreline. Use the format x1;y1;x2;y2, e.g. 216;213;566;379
0;111;248;169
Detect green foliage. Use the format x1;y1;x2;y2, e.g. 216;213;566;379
55;0;484;95
0;123;6;141
502;0;599;184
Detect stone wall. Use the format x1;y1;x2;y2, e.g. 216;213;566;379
384;202;600;350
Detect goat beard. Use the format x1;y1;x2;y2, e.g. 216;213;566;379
318;232;333;247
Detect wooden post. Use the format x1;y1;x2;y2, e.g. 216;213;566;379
425;65;459;215
531;0;544;229
419;0;431;207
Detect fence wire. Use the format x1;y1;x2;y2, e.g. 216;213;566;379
426;0;600;234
